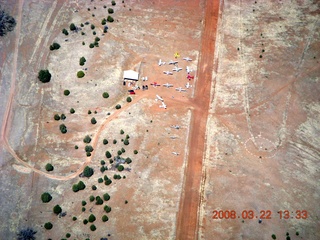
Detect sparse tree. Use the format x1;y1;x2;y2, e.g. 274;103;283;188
107;16;114;22
62;28;68;35
91;117;97;124
83;135;92;143
123;139;129;145
103;193;110;201
38;69;52;83
117;165;124;171
41;192;52;203
102;215;108;222
64;89;70;96
44;222;53;230
0;7;16;36
53;205;62;215
111;1;116;6
104;205;111;213
90;224;96;231
115;104;121;109
54;114;60;120
80;56;86;66
49;42;60;50
126;97;132;102
78;181;86;190
77;71;85;78
105;151;112;158
45;163;54;172
83;166;94;177
102;92;109;98
134;150;138;154
72;184;79;192
70;108;75;114
108;8;114;14
59;124;67;134
69;23;76;31
88;214;96;222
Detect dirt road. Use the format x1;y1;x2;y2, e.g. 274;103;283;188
175;0;220;239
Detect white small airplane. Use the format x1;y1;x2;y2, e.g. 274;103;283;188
156;94;164;101
168;60;178;65
186;66;193;73
183;57;192;61
150;82;160;87
158;59;166;66
163;71;173;75
173;66;183;72
175;87;186;92
141;76;148;81
172;152;179;155
170;136;178;139
171;125;180;129
159;101;167;109
185;82;192;89
163;83;173;88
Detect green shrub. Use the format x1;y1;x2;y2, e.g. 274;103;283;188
85;145;94;153
83;135;91;143
72;184;79;192
61;114;66;120
70;108;75;114
102;215;108;222
90;224;96;231
134;150;138;154
113;174;121;179
123;139;129;145
121;147;125;153
104;205;111;213
108;8;114;14
92;185;97;190
49;42;61;51
117;150;122;156
125;157;132;164
125;200;128;204
54;114;60;120
91;117;97;124
95;196;103;205
102;92;109;98
112;1;116;6
77;71;85;78
83;219;88;225
89;43;94;48
53;205;62;215
89;195;95;202
115;104;121;109
98;178;103;183
45;163;54;172
113;139;117;144
103;193;110;201
62;28;69;35
75;145;79;149
78;181;86;190
105;151;112;158
64;89;70;96
101;18;107;25
88;214;96;222
66;233;71;238
82;41;85;45
105;178;112;185
80;57;86;66
82;200;87;206
126;97;132;102
44;222;53;230
83;166;94;177
100;166;105;173
82;207;86;212
59;124;67;134
286;237;291;240
88;110;92;114
271;234;276;240
38;69;51;83
72;216;77;221
41;192;52;203
95;37;100;42
69;23;76;31
86;152;91;157
91;24;95;30
101;160;106;165
107;16;114;22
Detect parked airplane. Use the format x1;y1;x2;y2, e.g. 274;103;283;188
186;66;193;73
158;59;166;66
163;83;173;88
156;94;164;101
185;82;192;89
163;71;173;75
187;74;194;80
175;87;186;92
159;101;167;109
173;66;183;72
150;82;160;87
168;60;178;65
172;152;180;155
183;57;192;61
174;52;180;58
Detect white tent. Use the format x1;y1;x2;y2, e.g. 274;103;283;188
123;70;139;81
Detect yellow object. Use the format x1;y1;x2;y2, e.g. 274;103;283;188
174;52;180;58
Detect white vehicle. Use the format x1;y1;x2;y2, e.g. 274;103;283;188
172;66;183;72
158;59;166;66
141;76;148;81
159;101;167;109
163;83;173;88
183;57;192;61
168;60;178;65
186;66;193;73
185;82;192;89
172;152;180;155
156;94;164;101
175;87;186;92
163;71;173;75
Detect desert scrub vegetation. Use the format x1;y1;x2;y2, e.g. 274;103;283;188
59;124;67;134
69;23;76;31
103;193;110;201
49;42;60;51
102;92;109;98
45;163;54;172
44;222;53;230
90;224;96;231
79;56;86;66
72;181;86;192
112;0;116;6
77;70;85;78
38;69;51;83
64;89;70;96
83;166;94;177
53;204;62;215
108;8;114;14
83;135;92;143
103;139;108;145
115;104;121;109
126;97;132;102
88;214;96;222
0;7;16;36
54;114;60;120
91;117;97;124
41;192;52;203
101;18;107;25
62;28;68;35
70;108;75;114
107;16;114;22
102;215;108;222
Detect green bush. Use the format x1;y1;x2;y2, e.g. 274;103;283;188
75;145;79;149
95;196;103;205
89;43;94;48
125;157;132;164
64;89;70;96
41;192;52;203
86;152;91;157
66;233;71;238
72;184;79;192
88;214;96;222
123;139;129;145
113;139;117;144
101;160;106;165
102;215;108;222
112;1;116;6
271;234;276;240
98;178;103;183
105;178;112;185
115;104;121;109
91;117;97;124
78;181;86;190
69;23;76;31
59;124;67;134
80;57;86;66
72;216;77;221
82;207;86;212
105;151;112;158
61;114;66;120
44;222;53;230
83;166;94;177
93;31;96;35
77;71;85;78
85;145;94;153
88;110;92;114
82;41;85;45
102;92;109;98
45;163;54;172
62;28;69;35
91;24;95;30
90;224;96;231
92;185;97;190
103;193;110;201
134;150;138;154
101;18;107;25
70;108;75;114
125;200;128;204
100;166;105;173
89;195;95;202
49;42;61;51
83;135;91;143
108;8;114;14
53;205;62;215
107;16;114;22
38;69;51;83
126;97;132;103
82;200;87;206
83;219;88;224
113;174;121;179
54;114;60;120
95;37;100;42
117;150;122;156
104;205;111;213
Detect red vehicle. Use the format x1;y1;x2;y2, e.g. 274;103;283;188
129;91;135;95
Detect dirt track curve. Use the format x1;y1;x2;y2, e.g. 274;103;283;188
175;0;220;239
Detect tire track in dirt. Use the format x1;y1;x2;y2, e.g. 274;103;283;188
175;0;220;239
